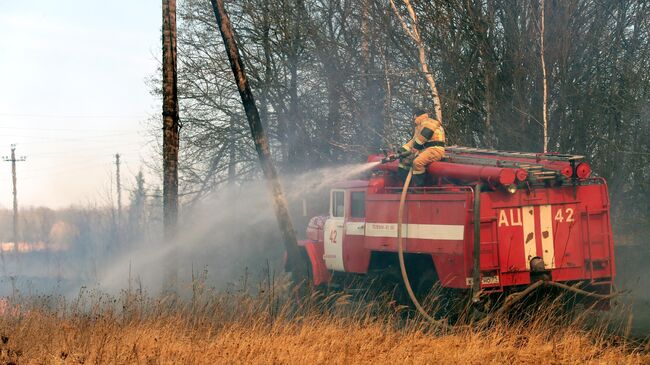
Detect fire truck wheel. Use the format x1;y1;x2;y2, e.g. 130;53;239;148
413;268;438;300
370;266;410;306
412;268;461;321
468;302;489;322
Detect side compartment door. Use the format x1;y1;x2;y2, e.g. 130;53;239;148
324;190;345;271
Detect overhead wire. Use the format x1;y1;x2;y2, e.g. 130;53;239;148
19;161;115;181
26;143;148;154
23;151;142;166
27;160;112;172
0;131;144;139
0;123;144;133
0;113;148;120
23;150;147;168
0;129;141;136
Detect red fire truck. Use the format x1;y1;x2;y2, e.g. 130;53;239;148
297;146;616;312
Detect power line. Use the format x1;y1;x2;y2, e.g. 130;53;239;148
0;131;143;140
20;161;113;181
30;141;151;152
8;139;146;148
21;157;140;174
0;113;148;120
17;150;147;173
0;126;141;132
0;130;142;137
29;149;145;159
14;142;148;153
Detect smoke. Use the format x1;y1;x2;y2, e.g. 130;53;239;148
0;161;374;297
283;161;380;199
96;181;282;294
96;162;379;292
0;182;285;297
613;243;650;337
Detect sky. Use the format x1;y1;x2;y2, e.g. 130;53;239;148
0;1;161;208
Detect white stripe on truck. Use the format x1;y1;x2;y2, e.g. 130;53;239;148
365;223;464;240
539;204;555;269
345;222;366;236
522;205;536;270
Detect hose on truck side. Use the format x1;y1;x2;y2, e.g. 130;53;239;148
397;168;449;330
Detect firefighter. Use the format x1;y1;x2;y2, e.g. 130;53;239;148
397;108;446;186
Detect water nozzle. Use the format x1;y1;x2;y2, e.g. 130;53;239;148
381;149;412;164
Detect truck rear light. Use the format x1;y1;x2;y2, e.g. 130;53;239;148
506;184;517;194
515;169;528;182
575;162;591;179
497;168;516;186
561;165;573;178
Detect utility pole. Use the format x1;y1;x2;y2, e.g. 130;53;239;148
162;0;180;290
162;0;180;242
115;153;122;223
3;145;26;247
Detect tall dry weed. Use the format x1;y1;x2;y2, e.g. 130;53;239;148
0;277;646;364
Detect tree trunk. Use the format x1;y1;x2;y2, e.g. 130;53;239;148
162;0;180;241
228;116;236;185
389;0;443;122
288;57;301;169
467;0;496;147
209;0;307;276
540;0;549;152
360;0;373;148
360;0;385;150
325;65;341;161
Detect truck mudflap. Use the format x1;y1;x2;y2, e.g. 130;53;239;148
298;240;330;286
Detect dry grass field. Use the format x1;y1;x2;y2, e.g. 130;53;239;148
0;285;647;364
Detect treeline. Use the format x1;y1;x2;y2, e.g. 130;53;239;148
0;171;162;289
168;0;649;230
0;174;286;293
0;172;160;247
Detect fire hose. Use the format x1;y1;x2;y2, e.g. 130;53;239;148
396;167;450;330
395;166;619;328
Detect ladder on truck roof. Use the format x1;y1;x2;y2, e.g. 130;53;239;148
443;146;585;182
445;146;584;162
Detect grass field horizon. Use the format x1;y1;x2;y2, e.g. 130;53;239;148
0;277;648;364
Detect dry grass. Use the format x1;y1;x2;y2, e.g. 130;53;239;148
0;282;647;364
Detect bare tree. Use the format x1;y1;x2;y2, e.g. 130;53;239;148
539;0;549;152
162;0;180;240
389;0;443;122
208;0;307;275
166;0;650;239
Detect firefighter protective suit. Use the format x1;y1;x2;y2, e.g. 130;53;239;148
398;113;446;186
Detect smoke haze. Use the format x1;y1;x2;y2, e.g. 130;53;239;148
0;163;647;338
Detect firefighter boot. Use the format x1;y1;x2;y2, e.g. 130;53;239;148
411;173;426;187
397;166;410;184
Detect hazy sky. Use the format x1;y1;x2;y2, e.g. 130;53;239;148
0;1;161;208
